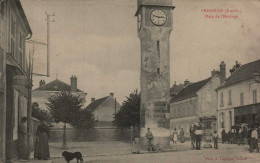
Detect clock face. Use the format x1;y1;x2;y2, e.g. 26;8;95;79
150;9;167;26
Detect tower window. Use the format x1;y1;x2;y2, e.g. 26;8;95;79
157;68;160;74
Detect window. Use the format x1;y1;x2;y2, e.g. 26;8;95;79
157;68;160;74
0;1;5;16
229;111;232;127
10;16;16;57
220;92;224;107
240;92;244;105
228;90;232;105
18;32;23;67
253;90;257;104
220;112;225;128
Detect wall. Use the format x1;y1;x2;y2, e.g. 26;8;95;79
0;2;7;161
48;128;132;142
197;76;220;117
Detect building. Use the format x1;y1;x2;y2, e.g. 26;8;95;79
0;0;33;162
32;76;87;124
170;81;184;100
136;0;175;148
170;62;226;138
217;59;260;134
86;93;121;128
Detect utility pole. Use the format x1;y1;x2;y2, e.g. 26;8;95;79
45;11;55;77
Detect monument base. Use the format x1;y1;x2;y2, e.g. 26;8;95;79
140;127;170;150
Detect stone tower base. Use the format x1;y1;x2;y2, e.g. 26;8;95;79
140;127;170;150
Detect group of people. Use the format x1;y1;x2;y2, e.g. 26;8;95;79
189;123;203;150
18;117;50;161
220;124;259;153
171;128;185;144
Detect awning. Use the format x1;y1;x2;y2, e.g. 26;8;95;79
234;103;260;116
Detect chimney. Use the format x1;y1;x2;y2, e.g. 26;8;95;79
70;75;77;92
184;79;190;86
91;98;95;102
211;69;219;77
219;61;226;84
110;93;114;97
174;81;177;86
39;80;46;87
253;72;260;82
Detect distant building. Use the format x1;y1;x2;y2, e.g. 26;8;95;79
0;0;33;162
217;59;260;133
32;76;87;128
170;81;184;100
170;62;226;138
86;93;121;128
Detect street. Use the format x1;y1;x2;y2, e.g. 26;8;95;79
49;141;260;163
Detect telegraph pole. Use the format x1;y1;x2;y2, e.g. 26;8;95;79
45;11;55;77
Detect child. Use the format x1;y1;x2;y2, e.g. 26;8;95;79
213;131;218;149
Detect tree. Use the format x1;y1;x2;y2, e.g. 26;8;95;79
230;61;241;74
46;91;85;149
70;109;95;141
113;90;140;130
32;102;52;123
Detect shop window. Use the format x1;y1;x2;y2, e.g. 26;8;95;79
240;92;244;106
253;90;257;104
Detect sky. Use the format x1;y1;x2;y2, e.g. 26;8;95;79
20;0;260;104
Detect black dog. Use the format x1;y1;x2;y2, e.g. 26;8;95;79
62;151;83;163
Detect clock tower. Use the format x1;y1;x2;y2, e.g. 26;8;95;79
135;0;174;148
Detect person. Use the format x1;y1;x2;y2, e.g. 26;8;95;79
179;128;185;143
131;125;140;154
34;120;50;160
195;123;202;150
227;131;231;144
18;117;30;161
250;126;259;153
213;131;218;149
189;124;195;149
247;126;253;150
172;128;178;144
146;128;154;151
221;129;226;144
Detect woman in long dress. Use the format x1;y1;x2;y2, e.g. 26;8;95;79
179;128;185;143
131;125;141;154
172;128;178;144
34;120;50;160
18;117;30;161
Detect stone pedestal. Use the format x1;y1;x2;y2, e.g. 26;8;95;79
140;127;170;150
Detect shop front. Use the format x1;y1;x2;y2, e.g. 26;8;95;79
234;103;260;126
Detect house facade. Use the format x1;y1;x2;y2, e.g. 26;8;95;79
0;0;32;162
170;62;226;138
32;76;87;127
86;93;121;128
217;60;260;134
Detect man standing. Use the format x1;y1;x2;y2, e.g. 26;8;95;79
189;124;195;149
146;128;154;151
250;126;259;153
195;123;202;150
213;131;218;149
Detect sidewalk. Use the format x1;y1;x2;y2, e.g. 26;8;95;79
47;141;132;158
13;160;52;163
